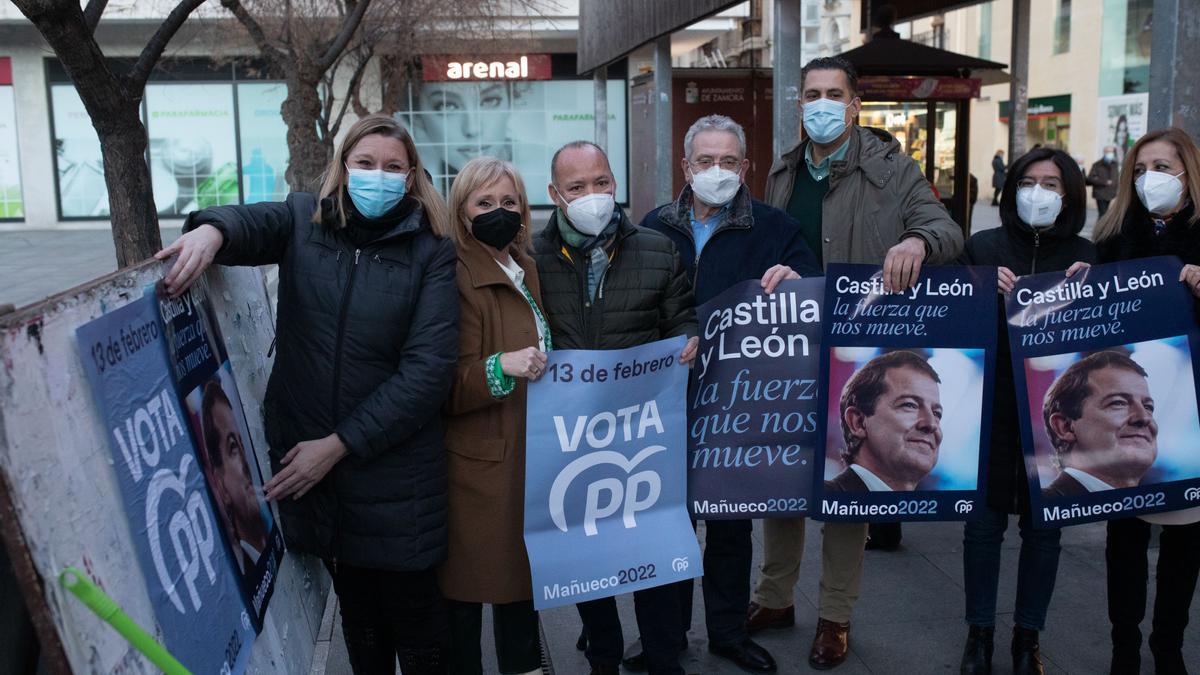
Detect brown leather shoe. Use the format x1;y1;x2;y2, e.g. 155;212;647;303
808;618;850;670
746;602;795;633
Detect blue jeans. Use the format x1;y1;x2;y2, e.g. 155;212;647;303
963;507;1062;630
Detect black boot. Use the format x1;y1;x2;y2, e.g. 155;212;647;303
960;625;994;674
1011;627;1044;675
1110;624;1141;675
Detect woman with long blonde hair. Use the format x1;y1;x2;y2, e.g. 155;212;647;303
439;157;548;675
157;114;459;674
1085;126;1200;675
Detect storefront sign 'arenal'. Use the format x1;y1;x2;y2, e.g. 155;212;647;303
422;54;553;82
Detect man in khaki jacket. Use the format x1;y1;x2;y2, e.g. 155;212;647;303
749;56;963;670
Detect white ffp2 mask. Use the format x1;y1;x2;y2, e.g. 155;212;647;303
690;165;742;206
1016;185;1063;229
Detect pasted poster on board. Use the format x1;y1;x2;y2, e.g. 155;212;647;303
156;279;285;628
524;337;702;610
814;264;996;522
1008;256;1200;527
76;295;255;674
688;278;823;518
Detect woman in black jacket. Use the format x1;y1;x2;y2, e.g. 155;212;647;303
1088;127;1200;675
157;115;459;674
957;148;1096;675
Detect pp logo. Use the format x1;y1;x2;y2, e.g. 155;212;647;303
954;500;974;514
549;446;665;536
671;557;689;573
1185;487;1200;502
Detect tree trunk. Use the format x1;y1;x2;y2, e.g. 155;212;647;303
281;73;333;193
96;104;162;267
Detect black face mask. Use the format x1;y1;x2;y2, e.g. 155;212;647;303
471;207;523;250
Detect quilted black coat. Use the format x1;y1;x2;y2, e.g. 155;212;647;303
184;192;459;571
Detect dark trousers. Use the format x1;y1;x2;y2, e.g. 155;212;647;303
701;518;753;647
1106;518;1200;657
992;189;1002;205
446;600;541;674
963;508;1062;630
325;561;449;675
576;582;685;675
1097;199;1111;218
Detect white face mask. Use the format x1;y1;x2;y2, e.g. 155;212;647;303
1016;185;1063;229
1136;170;1186;215
690;165;742;206
557;189;616;236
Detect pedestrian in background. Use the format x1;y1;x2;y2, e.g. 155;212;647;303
1088;126;1200;675
440;157;548;675
956;147;1096;675
1087;145;1120;218
992;149;1007;206
157;114;459;674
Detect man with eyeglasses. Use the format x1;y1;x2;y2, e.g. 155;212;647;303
751;56;963;670
632;114;818;673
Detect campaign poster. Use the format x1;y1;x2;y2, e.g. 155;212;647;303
688;278;823;518
155;279;284;629
814;264;996;522
524;336;703;610
1008;256;1200;527
76;296;254;675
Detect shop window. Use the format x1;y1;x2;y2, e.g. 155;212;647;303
395;79;628;206
52;84;115;218
236;82;289;204
977;2;992;59
1054;0;1072;54
0;84;22;219
145;83;240;216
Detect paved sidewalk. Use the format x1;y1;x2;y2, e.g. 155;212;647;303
316;518;1197;674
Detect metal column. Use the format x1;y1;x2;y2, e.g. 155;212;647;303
594;65;608;153
1149;0;1200;137
1006;0;1030;159
772;0;803;160
653;35;673;206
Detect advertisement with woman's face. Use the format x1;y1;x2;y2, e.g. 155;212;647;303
397;78;628;206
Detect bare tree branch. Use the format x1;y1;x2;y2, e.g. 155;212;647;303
331;46;372;138
83;0;109;33
316;0;372;72
220;0;288;63
127;0;208;91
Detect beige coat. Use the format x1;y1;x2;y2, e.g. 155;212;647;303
439;236;546;603
764;125;964;266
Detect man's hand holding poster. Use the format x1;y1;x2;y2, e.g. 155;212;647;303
524;336;702;610
689;278;823;518
1008;256;1200;527
76;295;255;675
815;264;997;521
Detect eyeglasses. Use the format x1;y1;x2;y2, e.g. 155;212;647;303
690;158;742;171
1016;177;1063;192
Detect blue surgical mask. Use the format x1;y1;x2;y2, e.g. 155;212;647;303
803;98;850;144
346;167;407;218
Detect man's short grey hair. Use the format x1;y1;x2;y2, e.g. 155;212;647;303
683;115;747;160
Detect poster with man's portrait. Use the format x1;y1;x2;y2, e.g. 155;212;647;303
814;265;997;521
1008;257;1200;527
155;278;285;629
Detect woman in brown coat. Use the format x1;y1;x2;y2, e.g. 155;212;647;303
441;157;550;675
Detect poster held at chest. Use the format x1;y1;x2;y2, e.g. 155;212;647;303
689;278;823;518
155;279;285;629
1007;256;1200;527
524;336;702;610
76;295;255;675
814;264;996;522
